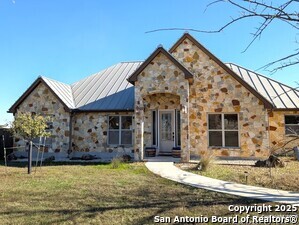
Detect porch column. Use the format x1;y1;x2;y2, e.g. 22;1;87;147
180;92;190;162
134;98;145;161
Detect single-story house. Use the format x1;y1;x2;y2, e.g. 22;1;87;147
8;33;299;161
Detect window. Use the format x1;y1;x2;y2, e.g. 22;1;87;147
208;114;239;147
285;115;299;135
152;111;157;146
108;116;133;145
176;110;181;146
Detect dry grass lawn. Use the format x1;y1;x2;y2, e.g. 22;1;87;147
0;161;296;224
178;157;299;192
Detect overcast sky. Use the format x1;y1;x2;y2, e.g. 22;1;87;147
1;0;298;124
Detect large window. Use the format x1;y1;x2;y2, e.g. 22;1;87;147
208;114;239;147
108;116;133;145
285;115;299;135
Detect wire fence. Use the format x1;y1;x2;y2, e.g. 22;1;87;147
1;134;48;173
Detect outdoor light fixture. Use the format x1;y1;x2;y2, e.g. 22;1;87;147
181;105;187;114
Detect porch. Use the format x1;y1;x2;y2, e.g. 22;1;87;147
135;93;189;161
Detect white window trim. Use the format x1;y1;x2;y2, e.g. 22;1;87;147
284;115;299;136
108;115;133;146
207;113;240;148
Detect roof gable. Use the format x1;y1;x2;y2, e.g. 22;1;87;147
8;77;74;113
169;33;273;109
42;76;75;109
127;46;193;84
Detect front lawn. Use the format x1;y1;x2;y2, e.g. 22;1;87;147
0;162;293;224
178;157;299;192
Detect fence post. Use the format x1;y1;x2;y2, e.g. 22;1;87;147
28;140;32;174
2;135;7;167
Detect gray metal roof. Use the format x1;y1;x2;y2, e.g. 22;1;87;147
41;76;75;109
40;62;299;110
226;63;299;109
71;62;142;111
10;60;298;113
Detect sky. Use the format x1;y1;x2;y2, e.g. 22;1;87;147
1;0;298;125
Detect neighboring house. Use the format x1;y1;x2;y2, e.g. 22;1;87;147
8;33;299;161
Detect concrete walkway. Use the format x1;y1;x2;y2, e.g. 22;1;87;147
145;161;299;205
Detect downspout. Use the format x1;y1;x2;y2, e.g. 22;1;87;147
68;111;73;157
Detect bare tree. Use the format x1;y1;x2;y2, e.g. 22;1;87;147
147;0;299;73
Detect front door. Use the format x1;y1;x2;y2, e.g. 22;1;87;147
159;110;174;152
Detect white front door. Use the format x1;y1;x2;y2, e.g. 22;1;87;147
159;110;175;152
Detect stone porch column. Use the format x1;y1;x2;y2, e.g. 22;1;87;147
134;97;145;161
180;88;190;162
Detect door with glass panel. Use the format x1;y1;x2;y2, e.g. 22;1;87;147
159;111;175;152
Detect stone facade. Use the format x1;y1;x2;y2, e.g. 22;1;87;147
13;35;299;161
171;37;270;158
72;112;134;154
134;52;190;161
133;37;271;161
15;82;134;156
269;111;299;151
16;83;70;153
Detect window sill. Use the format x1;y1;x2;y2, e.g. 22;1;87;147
208;147;240;150
108;145;133;148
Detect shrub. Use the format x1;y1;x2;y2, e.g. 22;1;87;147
198;153;215;171
110;157;122;169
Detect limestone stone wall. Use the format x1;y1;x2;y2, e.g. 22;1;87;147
269;111;299;151
16;82;70;153
134;52;190;161
72;112;134;154
171;37;270;158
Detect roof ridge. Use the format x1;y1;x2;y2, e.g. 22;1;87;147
120;60;144;63
41;76;75;108
40;75;70;86
70;63;125;88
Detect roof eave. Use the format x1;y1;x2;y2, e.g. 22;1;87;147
271;108;299;111
72;109;135;113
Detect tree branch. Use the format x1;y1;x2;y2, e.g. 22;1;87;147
146;0;299;72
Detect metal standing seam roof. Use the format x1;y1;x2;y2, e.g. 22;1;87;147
71;61;143;111
9;60;299;113
41;76;75;109
226;63;299;109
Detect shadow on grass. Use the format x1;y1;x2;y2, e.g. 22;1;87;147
0;160;110;168
0;195;265;225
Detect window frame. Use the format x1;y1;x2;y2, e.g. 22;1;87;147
207;113;240;148
284;115;299;136
108;115;133;146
